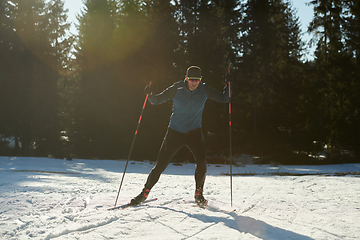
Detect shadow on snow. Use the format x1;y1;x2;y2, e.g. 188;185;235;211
147;204;314;240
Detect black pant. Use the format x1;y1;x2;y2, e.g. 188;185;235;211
144;127;207;191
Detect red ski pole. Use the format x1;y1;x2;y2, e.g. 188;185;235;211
227;65;233;207
114;81;152;208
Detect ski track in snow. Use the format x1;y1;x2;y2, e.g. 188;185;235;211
1;157;360;239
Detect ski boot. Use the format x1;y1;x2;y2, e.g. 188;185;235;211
130;188;150;206
195;188;208;208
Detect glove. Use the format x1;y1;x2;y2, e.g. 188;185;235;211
144;84;152;96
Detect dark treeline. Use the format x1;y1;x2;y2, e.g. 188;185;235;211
0;0;359;164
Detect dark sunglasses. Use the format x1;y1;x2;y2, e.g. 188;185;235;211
186;76;202;82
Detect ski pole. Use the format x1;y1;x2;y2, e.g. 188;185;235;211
227;65;233;207
114;81;152;208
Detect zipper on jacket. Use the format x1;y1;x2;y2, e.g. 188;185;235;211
185;91;193;133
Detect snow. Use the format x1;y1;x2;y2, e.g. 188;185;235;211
1;156;360;239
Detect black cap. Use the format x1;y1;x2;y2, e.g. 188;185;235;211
186;66;202;78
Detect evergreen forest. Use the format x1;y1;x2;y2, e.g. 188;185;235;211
1;0;359;164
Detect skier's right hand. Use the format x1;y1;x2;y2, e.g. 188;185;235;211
144;83;152;96
225;72;234;84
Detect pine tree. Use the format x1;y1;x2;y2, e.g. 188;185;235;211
340;0;360;155
237;0;304;159
0;0;15;154
73;0;120;159
43;0;73;157
0;0;71;156
6;0;49;156
307;0;358;158
343;0;360;62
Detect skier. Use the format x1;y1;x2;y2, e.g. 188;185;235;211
131;66;232;207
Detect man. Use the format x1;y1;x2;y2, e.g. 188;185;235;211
131;66;231;207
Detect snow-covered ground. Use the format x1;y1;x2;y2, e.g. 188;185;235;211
1;156;359;239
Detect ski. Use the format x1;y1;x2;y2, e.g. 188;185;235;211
208;204;236;213
183;200;236;213
184;199;208;209
106;198;158;211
